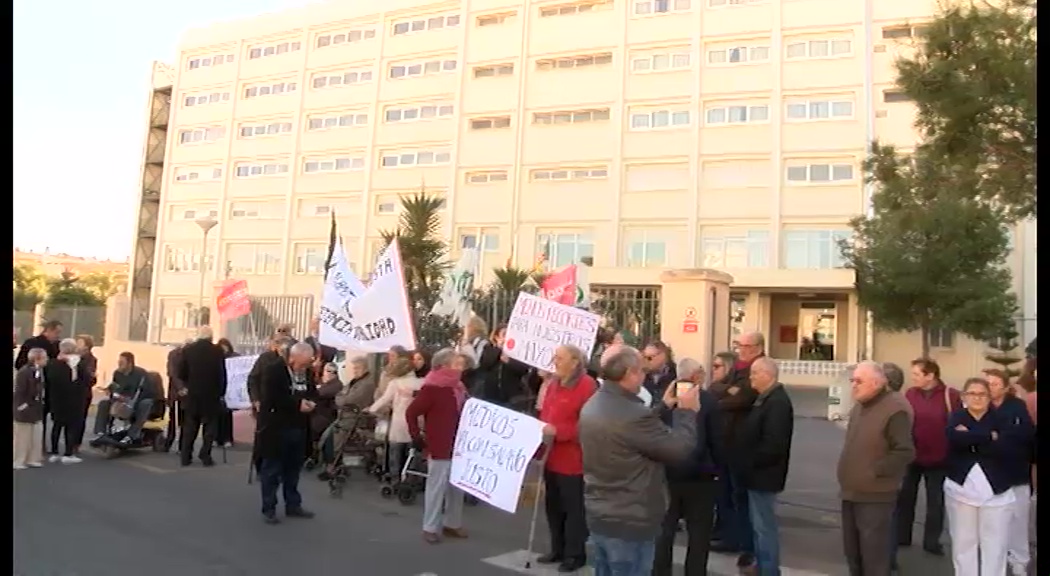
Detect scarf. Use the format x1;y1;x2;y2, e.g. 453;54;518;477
424;367;468;410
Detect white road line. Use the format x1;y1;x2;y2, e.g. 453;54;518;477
482;548;833;576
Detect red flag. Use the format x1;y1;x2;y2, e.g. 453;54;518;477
216;279;251;321
539;265;577;306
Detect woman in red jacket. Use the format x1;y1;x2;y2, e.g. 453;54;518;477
537;344;598;573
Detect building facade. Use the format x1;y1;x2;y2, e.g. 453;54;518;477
142;0;1034;385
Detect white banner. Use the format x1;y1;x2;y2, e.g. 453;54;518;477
430;248;478;327
450;398;545;514
318;236;368;349
503;292;601;372
223;354;259;410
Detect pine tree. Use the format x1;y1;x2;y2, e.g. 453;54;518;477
985;326;1023;379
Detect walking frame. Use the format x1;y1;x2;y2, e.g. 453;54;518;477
524;436;554;570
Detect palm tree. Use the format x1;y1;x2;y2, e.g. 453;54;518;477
490;266;531;293
379;189;449;310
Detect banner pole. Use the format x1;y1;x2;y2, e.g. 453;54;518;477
524;437;553;569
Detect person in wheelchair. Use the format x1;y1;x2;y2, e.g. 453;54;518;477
92;352;159;445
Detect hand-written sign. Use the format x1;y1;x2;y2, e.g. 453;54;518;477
503;292;601;372
450;398;545;513
223;354;259;410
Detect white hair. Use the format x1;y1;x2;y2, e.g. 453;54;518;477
854;360;888;385
289;341;315;360
751;356;779;381
676;358;703;380
431;348;457;369
58;338;78;355
27;348;48;362
197;325;214;340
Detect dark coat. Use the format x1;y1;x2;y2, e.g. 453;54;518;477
13;365;45;423
256;361;317;460
310;378;342;437
472;345;532;406
946;408;1021;495
165;347;186;404
43;358;87;424
247;350;282;404
642;363;677;402
178;339;227;410
662;388;724;481
734;383;794;493
14;334;59;370
303;335;337;366
708;363;760;453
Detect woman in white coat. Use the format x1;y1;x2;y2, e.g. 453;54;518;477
367;357;423;483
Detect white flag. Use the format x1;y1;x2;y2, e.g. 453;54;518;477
431;248;478;327
574;261;592;309
343;238;417;352
318;237;368;349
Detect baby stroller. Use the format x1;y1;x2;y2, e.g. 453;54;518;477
313;406;382;498
380;446;428;505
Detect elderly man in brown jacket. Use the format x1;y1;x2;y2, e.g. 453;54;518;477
838;360;915;576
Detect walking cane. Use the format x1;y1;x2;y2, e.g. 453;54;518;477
524;437;554;570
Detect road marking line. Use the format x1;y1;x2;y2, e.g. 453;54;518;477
118;460;174;475
482;549;832;576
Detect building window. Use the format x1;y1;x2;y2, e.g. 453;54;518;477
302;155;366;173
465;171;510;184
705;104;770;125
785;163;855;184
379;149;452;168
634;0;691;15
473;63;515;78
928;326;955;349
883;90;912;103
388;58;458;79
376;201;397;214
306;112;368;131
533;108;611;125
624;231;669;268
536;233;595;268
707;44;771;65
173;167;223;183
785;99;854;121
629;108;690;130
882;24;928;39
383;103;455;123
708;0;765;6
243;81;298;99
293;244;328;275
229;202;282;220
178;126;226;145
183;91;231;107
187;53;234;70
531;167;608;181
311;68;373;89
782;230;850;269
476;12;516;26
785;38;853;59
391;13;461;36
238;120;293;138
234;162;290;178
174;207;219;221
316;28;376;48
536;52;613;71
226;243;283;275
630;50;691;72
460;231;501;252
163;244;214;273
297;199;356;218
248;40;302;60
539;0;613;17
701;231;769;268
469;116;512;130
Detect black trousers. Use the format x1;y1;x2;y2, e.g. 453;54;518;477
72;395;91;448
49;419;80;457
896;463;946;549
216;408;234;445
654;478;718;576
842;500;895;576
164;401;184;452
543;471;588;562
180;402;218;463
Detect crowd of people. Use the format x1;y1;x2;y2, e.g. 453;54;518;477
13;316;1038;576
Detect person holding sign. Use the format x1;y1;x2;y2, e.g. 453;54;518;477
405;348;470;544
536;345;598;573
579;346;702;576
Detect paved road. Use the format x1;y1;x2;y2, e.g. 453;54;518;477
14;417;953;576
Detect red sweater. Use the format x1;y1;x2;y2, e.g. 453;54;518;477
538;374;597;476
905;382;962;467
405;369;465;460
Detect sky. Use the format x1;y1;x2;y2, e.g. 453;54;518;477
13;0;321;262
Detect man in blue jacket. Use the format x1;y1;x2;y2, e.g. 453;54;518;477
653;358;723;576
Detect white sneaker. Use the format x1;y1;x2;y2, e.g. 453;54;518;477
48;455;62;463
60;456;82;464
13;464;27;470
27;462;43;468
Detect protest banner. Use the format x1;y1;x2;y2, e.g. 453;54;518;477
431;248;478;327
215;279;250;321
503;292;601;372
539;265;577;306
450;398;545;513
223;354;259;410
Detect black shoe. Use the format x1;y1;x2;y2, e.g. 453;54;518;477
200;456;215;467
536;553;563;565
710;541;739;553
318;471;332;481
262;512;280;525
923;543;945;556
557;558;586;573
736;553;756;568
180;459;192;467
286;508;315;519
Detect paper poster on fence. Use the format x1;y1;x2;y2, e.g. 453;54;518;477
223;354;259;410
450;398;545;514
503;292;602;372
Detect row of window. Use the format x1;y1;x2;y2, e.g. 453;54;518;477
248;41;302;60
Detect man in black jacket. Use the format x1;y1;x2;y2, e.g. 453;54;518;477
163;339;193;452
735;357;794;576
14;320;62;370
256;341;318;524
247;333;293;413
178;326;227;467
302;317;337;366
654;358;723;576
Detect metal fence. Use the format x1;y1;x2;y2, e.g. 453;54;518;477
225;295;315;355
39;306;107;345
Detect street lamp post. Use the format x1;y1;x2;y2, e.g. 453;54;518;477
195;217;218;327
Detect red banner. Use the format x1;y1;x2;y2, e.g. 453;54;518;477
539;265;577;306
216;279;251;321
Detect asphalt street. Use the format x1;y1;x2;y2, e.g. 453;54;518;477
14;415;955;576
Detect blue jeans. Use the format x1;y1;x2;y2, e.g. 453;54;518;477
716;471;755;553
590;534;655;576
259;428;306;515
747;490;781;576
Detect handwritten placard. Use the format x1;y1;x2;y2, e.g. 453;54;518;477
450;398;545;513
503;292;601;372
223;354;259;410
